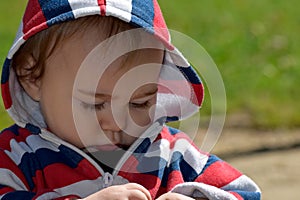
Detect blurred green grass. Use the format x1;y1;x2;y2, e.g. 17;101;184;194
0;1;27;127
159;0;300;129
0;1;299;129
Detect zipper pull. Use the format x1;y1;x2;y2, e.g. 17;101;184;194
103;172;113;188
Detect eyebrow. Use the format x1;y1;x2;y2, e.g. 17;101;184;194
77;87;158;99
77;89;111;99
131;87;158;99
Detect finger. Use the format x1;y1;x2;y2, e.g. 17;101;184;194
156;192;195;200
125;183;152;200
127;189;153;200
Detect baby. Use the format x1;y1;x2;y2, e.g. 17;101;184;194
0;1;260;200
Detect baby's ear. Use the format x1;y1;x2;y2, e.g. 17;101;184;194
16;54;42;102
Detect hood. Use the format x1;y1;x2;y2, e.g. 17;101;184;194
1;0;204;130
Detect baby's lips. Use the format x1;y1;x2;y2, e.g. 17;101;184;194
93;144;119;151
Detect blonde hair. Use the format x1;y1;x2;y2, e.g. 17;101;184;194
12;16;135;82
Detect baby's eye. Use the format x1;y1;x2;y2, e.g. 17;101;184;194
130;101;151;109
81;102;105;111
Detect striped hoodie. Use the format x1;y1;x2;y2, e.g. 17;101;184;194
0;0;261;199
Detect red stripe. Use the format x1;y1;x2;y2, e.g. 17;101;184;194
192;83;204;106
0;151;30;190
155;127;209;156
119;155;164;198
152;0;173;50
119;155;139;174
229;192;244;200
23;0;48;40
166;170;184;191
1;82;12;109
156;186;167;199
41;159;101;190
158;80;204;106
97;0;106;16
0;128;31;151
195;161;242;188
0;186;14;195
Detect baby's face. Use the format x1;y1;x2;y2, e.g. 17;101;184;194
38;27;164;150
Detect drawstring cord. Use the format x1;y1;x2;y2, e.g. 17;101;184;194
103;172;113;188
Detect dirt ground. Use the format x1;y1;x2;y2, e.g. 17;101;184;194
194;128;300;200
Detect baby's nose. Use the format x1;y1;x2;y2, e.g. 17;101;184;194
98;107;127;133
100;117;124;133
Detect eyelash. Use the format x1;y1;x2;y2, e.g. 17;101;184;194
80;102;105;111
130;101;151;109
80;101;151;111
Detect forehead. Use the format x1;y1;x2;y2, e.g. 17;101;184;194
67;28;165;96
47;18;165;78
78;48;164;97
103;48;164;76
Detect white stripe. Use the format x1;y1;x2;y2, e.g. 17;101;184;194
145;137;208;174
7;20;25;59
106;0;132;22
183;144;208;174
171;182;238;200
5;135;60;165
222;175;261;193
143;138;207;174
68;0;101;18
169;138;208;174
144;138;170;161
35;175;129;200
168;48;190;67
26;134;60;152
156;93;199;120
36;177;103;200
0;168;27;191
5;140;29;165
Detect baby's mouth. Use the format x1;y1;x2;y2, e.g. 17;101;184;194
90;143;130;151
115;143;130;150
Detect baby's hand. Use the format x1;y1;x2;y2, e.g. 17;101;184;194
82;183;152;200
156;192;208;200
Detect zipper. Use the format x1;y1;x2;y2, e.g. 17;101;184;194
103;172;113;188
39;119;164;184
112;120;164;177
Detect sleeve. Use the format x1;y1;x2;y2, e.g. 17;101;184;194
0;149;34;200
170;153;261;200
0;187;36;200
0;150;80;200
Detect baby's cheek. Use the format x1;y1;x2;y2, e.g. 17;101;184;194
130;108;153;127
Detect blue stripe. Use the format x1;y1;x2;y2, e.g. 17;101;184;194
2;191;35;200
167;126;181;135
19;147;84;190
200;154;222;174
38;0;75;26
131;0;154;33
171;152;198;181
179;153;199;182
1;124;21;136
161;151;198;186
232;191;261;200
59;145;85;166
134;138;151;154
137;156;167;177
161;165;170;187
166;116;179;122
25;124;41;135
178;66;202;84
1;58;11;84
